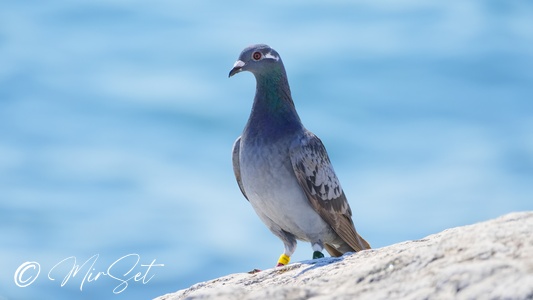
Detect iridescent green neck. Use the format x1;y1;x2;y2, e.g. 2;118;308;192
245;67;302;138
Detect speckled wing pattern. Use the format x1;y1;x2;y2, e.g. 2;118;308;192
290;131;370;253
232;136;248;201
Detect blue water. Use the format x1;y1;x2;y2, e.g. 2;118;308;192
1;1;532;299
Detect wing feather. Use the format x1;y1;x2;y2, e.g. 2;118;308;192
290;132;370;252
232;136;248;201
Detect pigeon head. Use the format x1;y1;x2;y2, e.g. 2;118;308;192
228;44;283;78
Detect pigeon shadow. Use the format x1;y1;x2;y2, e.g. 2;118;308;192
293;253;352;278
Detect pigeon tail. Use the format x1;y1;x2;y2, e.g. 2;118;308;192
325;232;371;258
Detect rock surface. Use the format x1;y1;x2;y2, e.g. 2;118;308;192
155;212;533;300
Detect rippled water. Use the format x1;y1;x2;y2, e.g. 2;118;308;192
1;1;532;299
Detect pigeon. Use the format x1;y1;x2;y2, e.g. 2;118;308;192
229;44;370;267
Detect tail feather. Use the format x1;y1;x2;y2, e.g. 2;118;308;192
325;233;371;257
357;233;371;250
324;243;343;257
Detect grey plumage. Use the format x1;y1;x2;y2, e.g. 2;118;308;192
229;44;370;265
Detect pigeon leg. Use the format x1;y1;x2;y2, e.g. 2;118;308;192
276;253;290;267
276;240;296;267
312;242;325;259
274;230;297;267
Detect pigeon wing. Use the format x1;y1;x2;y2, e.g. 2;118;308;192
289;131;370;252
232;136;249;201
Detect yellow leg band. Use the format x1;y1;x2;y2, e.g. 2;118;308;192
278;254;290;266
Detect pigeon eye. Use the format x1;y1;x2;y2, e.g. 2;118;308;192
252;51;262;61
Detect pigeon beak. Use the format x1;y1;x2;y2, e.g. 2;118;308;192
229;60;245;77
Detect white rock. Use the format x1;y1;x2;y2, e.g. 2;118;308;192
155;211;533;300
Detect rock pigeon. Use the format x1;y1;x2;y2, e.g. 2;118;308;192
229;44;370;267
